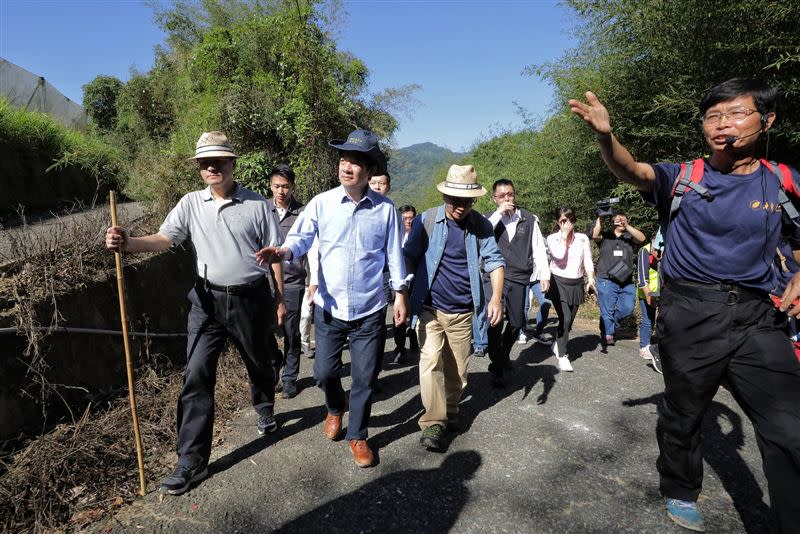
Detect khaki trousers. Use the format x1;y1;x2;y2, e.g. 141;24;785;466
417;306;474;429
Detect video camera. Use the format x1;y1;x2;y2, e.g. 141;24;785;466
596;197;620;218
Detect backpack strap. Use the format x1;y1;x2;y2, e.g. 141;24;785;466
422;207;438;239
668;158;714;221
761;159;800;228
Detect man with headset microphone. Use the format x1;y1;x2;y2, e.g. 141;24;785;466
570;78;800;533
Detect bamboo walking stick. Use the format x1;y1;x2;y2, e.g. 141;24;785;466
110;191;147;496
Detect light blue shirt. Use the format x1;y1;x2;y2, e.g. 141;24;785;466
283;185;408;321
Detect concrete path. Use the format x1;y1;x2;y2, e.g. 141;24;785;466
97;330;771;534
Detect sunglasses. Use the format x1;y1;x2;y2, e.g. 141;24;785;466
196;158;231;169
445;196;476;207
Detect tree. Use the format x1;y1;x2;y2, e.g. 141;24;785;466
82;76;123;131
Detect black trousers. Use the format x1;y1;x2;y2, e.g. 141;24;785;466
281;285;304;383
487;279;527;376
656;283;800;532
176;280;276;468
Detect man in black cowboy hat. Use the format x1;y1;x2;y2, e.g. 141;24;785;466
257;129;409;468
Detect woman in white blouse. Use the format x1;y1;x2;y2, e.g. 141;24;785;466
546;207;596;371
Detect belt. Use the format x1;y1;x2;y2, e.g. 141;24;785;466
198;277;267;295
664;278;768;305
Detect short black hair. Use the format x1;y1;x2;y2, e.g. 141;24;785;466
270;163;295;184
374;172;391;185
492;178;514;192
398;204;416;216
699;78;778;117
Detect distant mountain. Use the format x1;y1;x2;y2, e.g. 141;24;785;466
388;142;468;208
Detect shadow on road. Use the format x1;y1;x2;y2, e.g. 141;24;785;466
623;393;770;533
269;450;481;533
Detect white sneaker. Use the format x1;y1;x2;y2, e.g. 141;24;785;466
517;332;527;344
639;345;653;360
558;356;573;372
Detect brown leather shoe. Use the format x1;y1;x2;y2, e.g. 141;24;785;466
348;439;374;468
324;413;342;440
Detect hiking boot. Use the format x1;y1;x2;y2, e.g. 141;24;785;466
639;345;653;360
557;356;573;372
159;463;208;495
419;424;446;450
665;498;705;532
650;345;663;375
281;380;298;399
257;413;279;435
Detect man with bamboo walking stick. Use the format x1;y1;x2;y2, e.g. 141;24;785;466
105;132;285;495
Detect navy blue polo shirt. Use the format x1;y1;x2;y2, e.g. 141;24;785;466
648;160;800;292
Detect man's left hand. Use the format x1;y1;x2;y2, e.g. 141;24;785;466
780;272;800;317
487;297;503;327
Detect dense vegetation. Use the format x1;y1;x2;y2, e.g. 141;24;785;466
430;0;800;238
81;0;415;210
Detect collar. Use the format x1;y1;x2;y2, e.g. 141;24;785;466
337;184;377;206
270;197;303;215
202;182;242;202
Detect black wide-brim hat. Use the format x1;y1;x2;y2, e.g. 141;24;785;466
329;129;384;165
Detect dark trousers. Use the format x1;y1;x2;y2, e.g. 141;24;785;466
553;300;579;357
177;280;276;468
281;285;304;383
313;305;384;440
487;279;527;376
656;283;800;532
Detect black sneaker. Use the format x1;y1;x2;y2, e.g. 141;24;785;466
257;413;279;435
281;380;298;399
419;424;446;450
159;463;208;495
531;331;554;346
650;345;663;375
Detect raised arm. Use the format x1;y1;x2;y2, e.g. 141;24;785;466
568;91;656;192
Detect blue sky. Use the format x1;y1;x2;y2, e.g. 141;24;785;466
0;0;575;151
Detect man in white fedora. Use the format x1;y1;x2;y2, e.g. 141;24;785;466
105;131;285;495
403;164;505;450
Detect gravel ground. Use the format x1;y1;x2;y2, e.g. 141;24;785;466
95;326;771;534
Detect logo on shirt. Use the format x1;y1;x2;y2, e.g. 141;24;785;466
750;200;781;213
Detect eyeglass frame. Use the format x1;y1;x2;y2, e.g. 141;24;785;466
701;106;760;125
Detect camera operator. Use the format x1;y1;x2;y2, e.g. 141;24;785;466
591;210;645;346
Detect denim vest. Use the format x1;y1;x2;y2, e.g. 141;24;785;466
404;204;505;319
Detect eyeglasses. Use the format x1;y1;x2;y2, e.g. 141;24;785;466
702;107;759;124
196;158;231;169
444;196;476;208
493;192;515;199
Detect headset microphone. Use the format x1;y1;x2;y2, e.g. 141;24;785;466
724;128;764;146
724;114;769;146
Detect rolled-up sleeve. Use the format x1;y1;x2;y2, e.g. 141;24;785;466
478;219;505;273
386;205;411;290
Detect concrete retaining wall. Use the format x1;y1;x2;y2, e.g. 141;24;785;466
0;247;195;440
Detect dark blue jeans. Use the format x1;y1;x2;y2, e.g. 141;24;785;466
314;305;384;440
597;277;636;338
